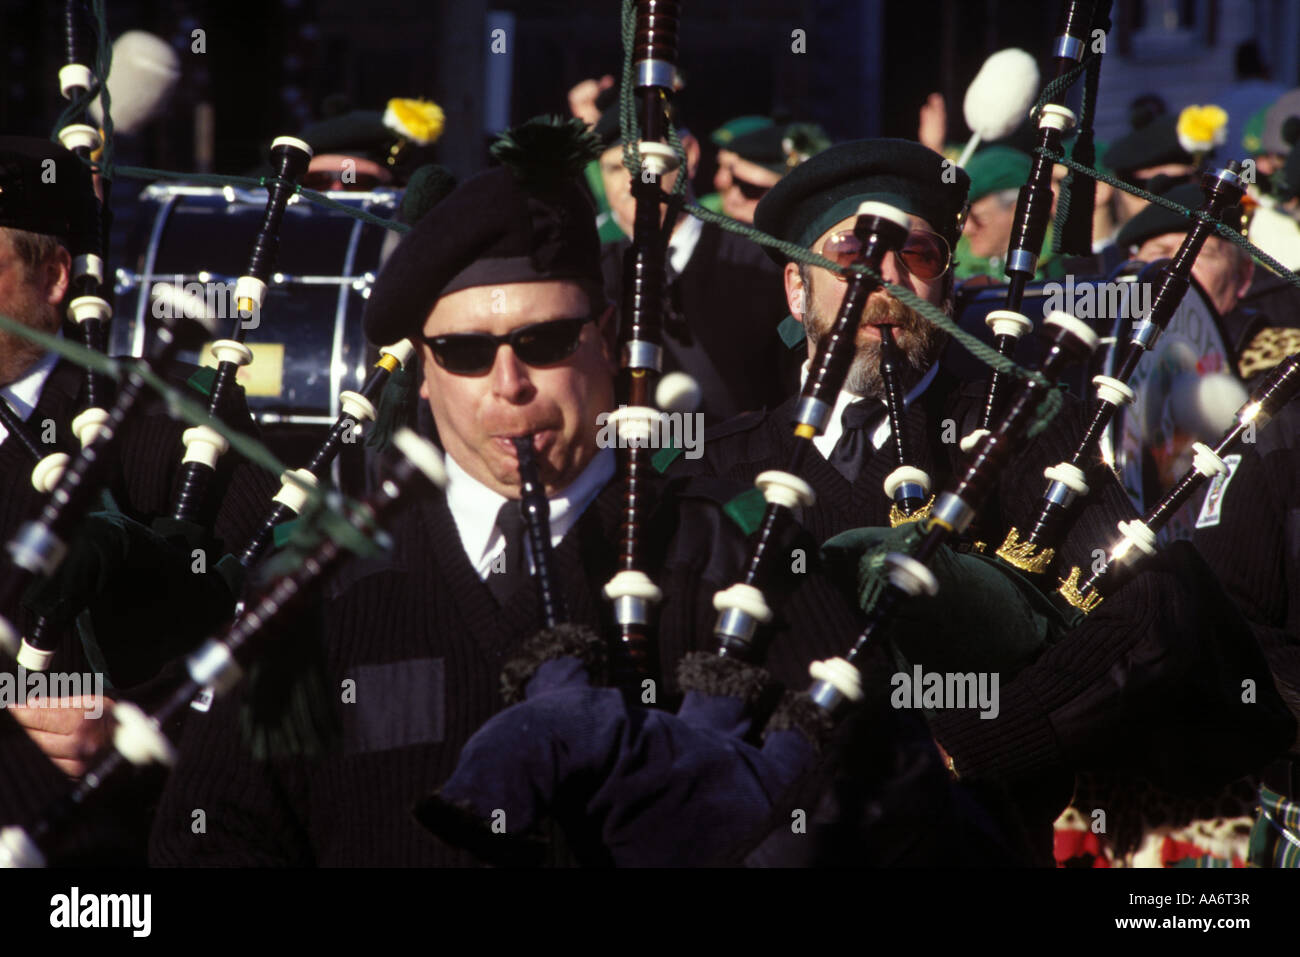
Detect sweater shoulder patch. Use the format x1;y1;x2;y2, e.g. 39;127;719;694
777;314;807;349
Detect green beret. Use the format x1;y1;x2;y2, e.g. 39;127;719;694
1102;114;1193;174
726;122;832;175
0;136;94;240
1262;89;1300;156
1242;104;1269;155
752;138;970;259
711;115;774;146
1114;181;1244;251
362;117;604;345
965;146;1031;204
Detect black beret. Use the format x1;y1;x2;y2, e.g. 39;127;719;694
1103;114;1194;174
752;138;970;257
363;118;603;345
0;136;94;240
1115;181;1244;251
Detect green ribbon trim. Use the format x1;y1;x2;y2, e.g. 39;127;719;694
723;487;767;536
185;365;219;398
652;445;685;474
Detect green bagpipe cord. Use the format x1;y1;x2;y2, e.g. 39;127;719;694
821;524;1080;696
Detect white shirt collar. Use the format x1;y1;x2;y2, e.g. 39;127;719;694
0;343;61;446
668;214;704;277
444;446;616;579
797;358;940;460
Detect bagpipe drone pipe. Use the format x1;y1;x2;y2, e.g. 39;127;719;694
0;428;450;867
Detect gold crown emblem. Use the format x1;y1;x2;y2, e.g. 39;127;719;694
995;527;1054;575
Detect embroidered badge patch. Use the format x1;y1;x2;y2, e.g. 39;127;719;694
1195;454;1241;529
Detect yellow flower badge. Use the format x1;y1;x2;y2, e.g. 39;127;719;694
1176;104;1228;155
383;98;446;145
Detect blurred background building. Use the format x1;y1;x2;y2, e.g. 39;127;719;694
2;0;1296;234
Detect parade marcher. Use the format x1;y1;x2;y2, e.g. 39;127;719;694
958;145;1063;282
147;118;957;866
667;138;1294;862
0;135;275;863
1103;110;1200;227
710;117;831;224
296;96;444;192
1193;397;1300;866
1115;181;1259;359
593;98;796;424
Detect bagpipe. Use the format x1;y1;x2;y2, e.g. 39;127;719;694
994;162;1249;578
4;127;317;677
410;0;1300;867
0;427;449;867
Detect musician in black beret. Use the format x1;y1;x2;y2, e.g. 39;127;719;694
1116;181;1272;376
151;117;1013;867
297;97;445;192
1102;110;1202;229
666;137;1294;863
0;136;275;863
591;94;797;426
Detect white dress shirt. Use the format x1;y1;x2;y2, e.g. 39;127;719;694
444;446;617;579
667;213;703;277
798;358;940;460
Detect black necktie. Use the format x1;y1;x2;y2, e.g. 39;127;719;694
487;500;528;605
826;400;878;484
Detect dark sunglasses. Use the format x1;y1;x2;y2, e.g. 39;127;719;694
820;227;952;282
732;174;772;200
422;314;597;375
1123;171;1194;194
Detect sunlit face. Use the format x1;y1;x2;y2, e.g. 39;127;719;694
0;230;68;387
784;212;950;397
713;149;782;223
418;281;616;498
1134;231;1254;317
598;143;683;237
963;192;1016;260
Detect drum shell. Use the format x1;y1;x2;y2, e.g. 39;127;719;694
112;184;399;493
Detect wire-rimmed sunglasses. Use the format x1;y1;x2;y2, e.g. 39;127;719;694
819;227;952;282
421;314;598;376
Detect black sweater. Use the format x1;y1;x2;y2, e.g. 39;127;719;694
149;473;892;866
0;357;277;863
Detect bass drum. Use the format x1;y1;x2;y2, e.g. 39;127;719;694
1100;259;1243;544
111;183;400;495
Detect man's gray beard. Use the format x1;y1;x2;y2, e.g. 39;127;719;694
805;296;949;398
